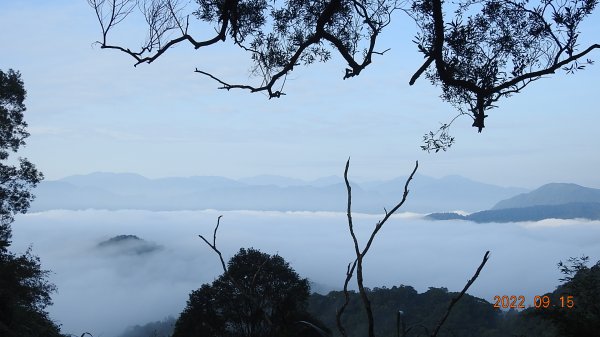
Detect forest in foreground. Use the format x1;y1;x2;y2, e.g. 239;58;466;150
118;253;599;337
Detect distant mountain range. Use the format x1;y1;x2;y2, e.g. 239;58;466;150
492;183;600;209
428;183;600;222
30;172;527;213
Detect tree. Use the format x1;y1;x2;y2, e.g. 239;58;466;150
410;0;599;150
173;247;328;337
310;285;504;337
88;0;398;98
0;69;44;252
88;0;598;139
0;248;63;337
525;255;600;337
189;163;489;337
0;69;62;337
336;159;489;337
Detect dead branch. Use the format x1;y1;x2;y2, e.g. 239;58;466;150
337;159;418;337
198;214;227;274
430;251;491;337
336;260;358;337
337;160;491;337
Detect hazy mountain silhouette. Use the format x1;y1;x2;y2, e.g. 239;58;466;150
238;175;309;187
428;183;600;222
492;183;600;210
30;172;527;213
428;202;600;223
97;235;163;255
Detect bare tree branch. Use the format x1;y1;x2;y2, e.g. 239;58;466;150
430;251;491;337
337;160;491;337
336;260;358;337
337;159;418;337
89;0;401;97
409;55;434;85
198;215;227;274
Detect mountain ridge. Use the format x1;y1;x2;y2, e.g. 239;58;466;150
31;172;527;214
428;183;600;222
492;183;600;209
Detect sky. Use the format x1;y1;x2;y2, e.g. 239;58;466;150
0;0;599;188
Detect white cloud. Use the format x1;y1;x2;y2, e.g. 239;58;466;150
10;209;600;336
519;218;600;228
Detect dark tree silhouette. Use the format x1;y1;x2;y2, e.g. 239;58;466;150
88;0;598;138
0;69;44;252
0;69;62;336
0;248;63;337
410;0;599;150
525;255;600;337
88;0;398;98
173;247;328;337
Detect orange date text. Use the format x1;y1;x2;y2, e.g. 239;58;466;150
492;295;575;309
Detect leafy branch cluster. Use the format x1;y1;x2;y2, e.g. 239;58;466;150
89;0;598;142
410;0;599;135
89;0;401;98
421;123;454;153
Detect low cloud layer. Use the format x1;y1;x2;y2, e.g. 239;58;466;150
10;209;600;337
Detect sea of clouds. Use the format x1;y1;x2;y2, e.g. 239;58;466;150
10;209;600;337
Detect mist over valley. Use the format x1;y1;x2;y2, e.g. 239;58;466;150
11;205;600;336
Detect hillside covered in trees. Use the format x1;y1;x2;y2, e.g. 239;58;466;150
117;255;600;337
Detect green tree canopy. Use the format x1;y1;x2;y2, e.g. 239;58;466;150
173;247;329;337
0;69;62;337
0;69;44;251
525;256;600;337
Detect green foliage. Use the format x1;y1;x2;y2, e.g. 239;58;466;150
0;68;63;337
493;309;558;337
90;0;599;147
0;248;63;337
173;247;328;337
0;69;43;250
309;285;501;337
413;0;597;114
525;256;600;337
90;0;399;97
411;0;598;149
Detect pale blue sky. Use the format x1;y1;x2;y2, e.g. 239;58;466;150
1;0;599;188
